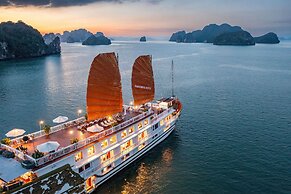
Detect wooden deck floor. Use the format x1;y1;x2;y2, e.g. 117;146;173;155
12;109;142;156
13;126;96;155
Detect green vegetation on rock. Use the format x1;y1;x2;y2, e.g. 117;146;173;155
0;21;61;60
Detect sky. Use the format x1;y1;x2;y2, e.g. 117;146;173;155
0;0;290;37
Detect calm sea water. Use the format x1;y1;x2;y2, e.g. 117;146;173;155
0;41;290;194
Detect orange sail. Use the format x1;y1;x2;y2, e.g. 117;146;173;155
131;55;155;105
86;52;123;121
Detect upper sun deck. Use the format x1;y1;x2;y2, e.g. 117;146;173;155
0;98;178;187
0;98;177;171
9;110;142;157
1;104;165;168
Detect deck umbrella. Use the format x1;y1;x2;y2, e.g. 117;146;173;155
87;125;104;133
53;116;68;124
5;128;26;137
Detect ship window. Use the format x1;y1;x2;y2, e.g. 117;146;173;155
87;146;95;157
138;122;143;129
129;127;134;134
79;166;84;173
144;119;148;126
138;131;147;141
152;134;158;139
101;150;114;163
101;140;108;149
121;130;127;138
85;163;91;169
121;140;133;152
110;136;117;144
155;123;159;129
160;119;164;126
102;164;112;174
75;152;82;162
123;153;130;161
138;143;146;151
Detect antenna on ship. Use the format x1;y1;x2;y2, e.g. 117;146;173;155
171;60;175;97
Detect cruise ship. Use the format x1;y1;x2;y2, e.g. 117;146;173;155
0;53;182;193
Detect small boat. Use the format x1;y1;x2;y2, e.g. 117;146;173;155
0;52;182;193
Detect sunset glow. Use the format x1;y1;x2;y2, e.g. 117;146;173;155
0;0;290;36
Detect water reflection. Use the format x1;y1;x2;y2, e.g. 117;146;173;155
121;148;173;194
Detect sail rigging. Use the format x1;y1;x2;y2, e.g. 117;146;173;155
86;52;123;121
131;55;155;105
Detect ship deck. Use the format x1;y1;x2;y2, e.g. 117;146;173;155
11;109;142;156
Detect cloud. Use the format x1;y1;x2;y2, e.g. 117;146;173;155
0;0;161;7
0;0;9;6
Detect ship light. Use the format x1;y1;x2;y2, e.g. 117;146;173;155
39;120;44;131
77;109;82;117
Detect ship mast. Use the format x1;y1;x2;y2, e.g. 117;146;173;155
171;60;175;97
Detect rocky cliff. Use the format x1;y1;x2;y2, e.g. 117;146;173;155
43;33;58;44
170;24;243;43
169;23;279;45
82;34;111;45
169;31;186;42
60;29;93;43
254;32;280;44
213;31;255;46
95;32;104;37
140;36;146;42
0;21;61;60
47;37;61;54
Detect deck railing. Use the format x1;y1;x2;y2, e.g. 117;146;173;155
0;109;174;167
10;117;86;145
151;108;174;123
35;110;153;166
0;143;36;163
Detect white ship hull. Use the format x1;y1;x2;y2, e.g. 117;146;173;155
93;122;176;192
83;109;180;193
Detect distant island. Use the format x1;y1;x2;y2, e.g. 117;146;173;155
140;36;147;42
0;21;60;61
82;34;111;45
254;32;280;44
169;23;280;46
44;30;111;45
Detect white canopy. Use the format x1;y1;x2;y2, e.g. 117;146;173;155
0;157;28;182
5;128;26;137
37;141;60;153
53;116;69;123
87;124;104;133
